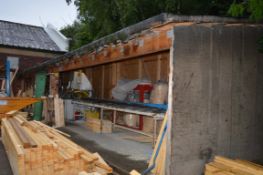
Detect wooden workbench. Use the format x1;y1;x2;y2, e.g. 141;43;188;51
72;98;165;145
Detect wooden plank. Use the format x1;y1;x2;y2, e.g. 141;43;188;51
1;114;112;175
1;79;5;90
130;170;141;175
103;64;114;99
0;47;61;59
79;171;101;175
34;120;70;137
120;59;140;79
2;118;25;175
156;55;161;80
101;65;105;98
214;156;263;175
49;27;171;73
86;117;112;133
8;118;31;148
0;98;40;115
142;56;158;81
2;118;24;155
54;95;65;128
93;152;113;173
149;113;167;167
204;156;263;175
10;68;19;85
91;66;104;98
138;59;143;79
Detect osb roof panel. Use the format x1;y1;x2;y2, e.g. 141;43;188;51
0;20;61;52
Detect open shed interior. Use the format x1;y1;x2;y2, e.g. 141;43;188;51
60;52;169;99
50;51;171;174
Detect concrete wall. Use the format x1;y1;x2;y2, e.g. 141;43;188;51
170;23;263;175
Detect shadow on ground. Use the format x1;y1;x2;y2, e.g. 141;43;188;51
0;139;12;175
59;127;148;175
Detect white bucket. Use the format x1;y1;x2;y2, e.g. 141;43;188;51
124;114;139;127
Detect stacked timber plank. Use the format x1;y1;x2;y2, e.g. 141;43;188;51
54;95;65;127
42;95;65;128
86;117;112;133
2;115;112;175
205;156;263;175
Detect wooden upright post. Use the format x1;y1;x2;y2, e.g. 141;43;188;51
49;73;59;96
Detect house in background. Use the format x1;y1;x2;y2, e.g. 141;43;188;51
0;20;69;96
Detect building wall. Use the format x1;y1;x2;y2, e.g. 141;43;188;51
170;23;263;175
0;53;53;95
0;53;48;69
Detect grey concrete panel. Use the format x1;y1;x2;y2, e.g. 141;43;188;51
170;24;263;175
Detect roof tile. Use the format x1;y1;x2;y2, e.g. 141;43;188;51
0;20;61;52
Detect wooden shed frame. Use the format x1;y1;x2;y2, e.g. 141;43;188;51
21;13;263;175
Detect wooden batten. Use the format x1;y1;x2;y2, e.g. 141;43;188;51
1;115;112;175
205;156;263;175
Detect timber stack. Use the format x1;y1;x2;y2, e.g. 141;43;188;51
1;114;112;175
42;95;65;128
205;156;263;175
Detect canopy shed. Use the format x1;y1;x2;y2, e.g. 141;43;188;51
21;14;263;175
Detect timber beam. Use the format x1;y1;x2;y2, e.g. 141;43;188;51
49;29;172;73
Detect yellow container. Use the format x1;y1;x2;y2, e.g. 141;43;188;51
85;110;99;119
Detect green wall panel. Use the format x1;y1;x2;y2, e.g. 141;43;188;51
33;71;47;120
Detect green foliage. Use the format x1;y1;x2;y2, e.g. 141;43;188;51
61;0;261;51
228;3;245;17
60;22;79;50
228;0;263;53
60;21;91;50
248;0;263;20
228;0;263;20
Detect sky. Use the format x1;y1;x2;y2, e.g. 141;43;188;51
0;0;77;29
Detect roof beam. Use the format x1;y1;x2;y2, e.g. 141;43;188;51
0;47;63;59
49;29;172;72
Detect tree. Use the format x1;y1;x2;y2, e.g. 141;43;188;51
228;0;263;52
61;0;262;51
228;0;263;20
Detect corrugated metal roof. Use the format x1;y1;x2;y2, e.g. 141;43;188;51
0;20;62;52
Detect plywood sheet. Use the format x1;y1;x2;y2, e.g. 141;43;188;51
0;97;40;114
160;55;169;81
103;64;114;99
119;59;139;80
92;66;103;98
83;68;93;82
142;56;158;81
